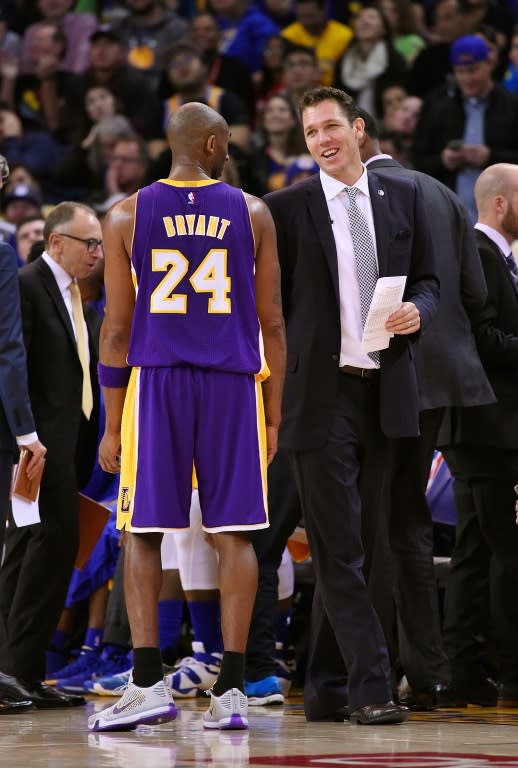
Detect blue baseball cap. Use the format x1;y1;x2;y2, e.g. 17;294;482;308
450;35;489;67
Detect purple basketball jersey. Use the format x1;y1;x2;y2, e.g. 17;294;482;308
127;179;263;374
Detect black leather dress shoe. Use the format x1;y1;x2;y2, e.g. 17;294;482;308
349;701;409;725
23;682;85;709
0;698;33;714
441;678;498;708
306;706;350;722
399;683;460;711
0;671;33;702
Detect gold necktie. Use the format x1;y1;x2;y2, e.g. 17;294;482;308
69;281;93;420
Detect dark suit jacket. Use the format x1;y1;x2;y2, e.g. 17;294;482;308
445;230;518;450
0;242;35;453
366;158;494;411
264;171;440;450
18;257;100;489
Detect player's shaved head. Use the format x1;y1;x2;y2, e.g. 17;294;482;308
166;102;229;179
167;102;228;153
475;163;516;217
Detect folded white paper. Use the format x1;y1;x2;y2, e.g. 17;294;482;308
11;464;41;526
362;276;407;353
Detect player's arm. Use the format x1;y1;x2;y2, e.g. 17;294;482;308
247;193;286;465
98;195;137;473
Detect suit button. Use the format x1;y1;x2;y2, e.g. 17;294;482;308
332;354;338;361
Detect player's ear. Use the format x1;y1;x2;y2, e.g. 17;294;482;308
206;134;217;155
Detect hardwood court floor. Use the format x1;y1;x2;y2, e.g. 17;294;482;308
2;694;518;767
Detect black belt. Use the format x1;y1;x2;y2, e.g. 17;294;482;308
339;365;379;380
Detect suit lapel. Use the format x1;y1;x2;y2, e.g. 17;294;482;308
368;173;390;277
305;177;340;305
37;258;77;348
475;230;518;298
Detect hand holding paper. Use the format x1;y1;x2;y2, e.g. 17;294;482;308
362;276;407;353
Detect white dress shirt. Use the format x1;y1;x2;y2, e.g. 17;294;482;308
41;251;89;355
320;166;379;369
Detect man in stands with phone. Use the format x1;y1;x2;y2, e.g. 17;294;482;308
413;34;518;222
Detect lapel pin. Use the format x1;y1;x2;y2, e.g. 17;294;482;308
378;189;385;196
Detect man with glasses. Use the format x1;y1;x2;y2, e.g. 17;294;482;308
0;202;103;712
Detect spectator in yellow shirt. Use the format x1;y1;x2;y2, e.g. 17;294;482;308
281;0;353;85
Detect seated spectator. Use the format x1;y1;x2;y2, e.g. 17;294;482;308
383;93;422;164
18;0;97;76
15;214;45;265
334;5;408;119
161;42;250;156
189;12;254;112
248;92;305;195
380;83;408;127
503;25;518;92
1;183;42;227
56;114;135;202
407;0;465;98
281;0;353;85
62;26;163;145
90;134;151;215
377;0;426;64
10;22;71;138
276;43;321;116
413;34;518;221
209;0;280;75
254;35;292;111
115;0;189;92
0;104;63;199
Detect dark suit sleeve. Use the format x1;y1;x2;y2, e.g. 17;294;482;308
456;202;488;315
403;185;440;331
0;244;35;437
473;246;518;368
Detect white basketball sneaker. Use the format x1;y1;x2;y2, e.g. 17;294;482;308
88;675;177;732
202;688;248;730
165;642;222;697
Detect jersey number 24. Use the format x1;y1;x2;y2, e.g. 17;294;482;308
150;248;231;314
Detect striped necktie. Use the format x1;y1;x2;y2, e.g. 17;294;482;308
345;186;380;366
69;281;93;420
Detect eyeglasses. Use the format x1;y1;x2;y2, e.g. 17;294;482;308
56;232;103;253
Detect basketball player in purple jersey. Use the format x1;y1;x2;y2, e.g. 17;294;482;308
89;102;286;733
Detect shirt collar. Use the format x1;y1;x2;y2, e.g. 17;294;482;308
41;251;73;294
320;165;370;202
365;154;393;165
474;222;512;259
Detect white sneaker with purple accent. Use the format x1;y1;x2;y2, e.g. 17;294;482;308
88;676;177;732
202;688;248;730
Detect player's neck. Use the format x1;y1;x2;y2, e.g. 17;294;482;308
168;161;212;182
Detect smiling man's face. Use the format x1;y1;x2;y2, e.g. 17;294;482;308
302;99;363;184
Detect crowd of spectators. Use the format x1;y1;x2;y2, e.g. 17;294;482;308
2;0;518;264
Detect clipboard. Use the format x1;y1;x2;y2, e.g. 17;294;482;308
75;493;111;570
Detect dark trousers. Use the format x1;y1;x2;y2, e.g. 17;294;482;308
0;477;79;681
0;451;13;561
290;373;392;717
245;451;301;681
102;547;131;648
441;445;518;685
389;407;450;687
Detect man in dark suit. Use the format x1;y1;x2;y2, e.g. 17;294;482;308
264;87;439;724
440;163;518;708
358;110;496;710
0;201;102;710
0;156;46;714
